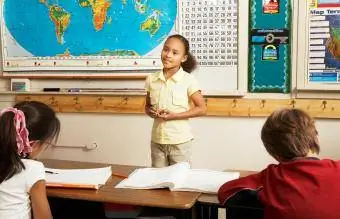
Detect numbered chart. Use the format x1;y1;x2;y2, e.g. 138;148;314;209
180;0;238;66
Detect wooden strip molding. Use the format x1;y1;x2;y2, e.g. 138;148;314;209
15;94;340;118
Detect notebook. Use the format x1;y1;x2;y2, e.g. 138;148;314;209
45;166;112;189
115;162;239;194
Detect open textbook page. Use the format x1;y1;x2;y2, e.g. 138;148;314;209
115;162;190;189
45;166;112;189
171;169;240;194
115;162;240;194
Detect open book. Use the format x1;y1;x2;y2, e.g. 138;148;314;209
45;166;112;189
115;163;239;194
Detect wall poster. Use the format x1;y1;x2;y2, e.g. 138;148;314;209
308;0;340;83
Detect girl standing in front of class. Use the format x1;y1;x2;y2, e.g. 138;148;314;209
145;34;207;167
0;101;60;219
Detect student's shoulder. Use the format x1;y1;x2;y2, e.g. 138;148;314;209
276;159;340;171
262;163;281;175
182;71;198;82
321;158;340;168
22;159;44;171
311;159;340;177
147;71;162;80
181;69;195;77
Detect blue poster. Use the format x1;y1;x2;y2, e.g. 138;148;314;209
248;0;291;93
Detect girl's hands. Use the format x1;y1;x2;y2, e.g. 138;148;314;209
147;107;176;121
147;106;160;118
158;109;176;121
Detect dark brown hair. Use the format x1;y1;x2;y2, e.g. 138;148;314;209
261;108;320;161
166;34;197;73
0;101;60;183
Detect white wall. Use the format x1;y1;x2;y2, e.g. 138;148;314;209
31;113;340;170
44;114;340;171
43;114;273;170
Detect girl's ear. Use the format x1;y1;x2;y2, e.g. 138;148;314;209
181;55;188;63
29;141;45;159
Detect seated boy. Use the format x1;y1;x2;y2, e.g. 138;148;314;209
218;108;340;219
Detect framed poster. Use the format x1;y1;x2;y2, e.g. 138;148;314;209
307;0;340;84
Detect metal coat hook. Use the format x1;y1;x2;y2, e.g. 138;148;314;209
291;99;296;108
73;96;83;110
98;97;104;105
122;96;129;104
74;96;80;105
232;99;237;108
322;100;327;110
49;96;57;105
260;100;266;109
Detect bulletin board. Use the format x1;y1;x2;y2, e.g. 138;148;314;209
248;0;291;93
0;0;248;95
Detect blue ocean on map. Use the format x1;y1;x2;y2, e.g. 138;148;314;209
3;0;177;56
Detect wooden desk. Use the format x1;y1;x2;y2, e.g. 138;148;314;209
42;159;200;210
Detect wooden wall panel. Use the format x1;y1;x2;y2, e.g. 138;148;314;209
15;94;340;119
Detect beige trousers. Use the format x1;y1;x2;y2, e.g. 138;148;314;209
151;140;193;167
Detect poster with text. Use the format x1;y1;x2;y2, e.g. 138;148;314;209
308;3;340;83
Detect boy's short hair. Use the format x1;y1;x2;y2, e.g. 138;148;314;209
261;108;320;161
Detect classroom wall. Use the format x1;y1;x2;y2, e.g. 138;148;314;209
1;91;340;171
1;0;339;171
38;113;340;171
0;0;337;170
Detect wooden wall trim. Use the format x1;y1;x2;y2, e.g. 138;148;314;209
15;94;340;119
16;94;145;114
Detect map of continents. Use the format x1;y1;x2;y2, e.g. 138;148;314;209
3;0;177;57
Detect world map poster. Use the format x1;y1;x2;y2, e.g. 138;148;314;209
1;0;177;73
1;0;239;81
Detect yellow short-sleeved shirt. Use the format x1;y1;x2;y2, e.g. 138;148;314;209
145;68;201;144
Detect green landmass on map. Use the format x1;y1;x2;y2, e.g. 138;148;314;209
39;0;71;44
331;27;340;41
78;0;111;31
141;10;161;36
